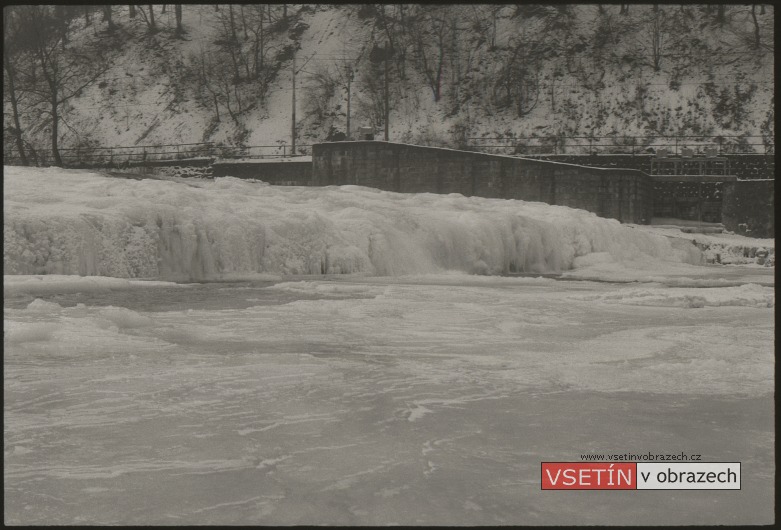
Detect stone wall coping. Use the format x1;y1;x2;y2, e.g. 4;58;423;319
128;157;215;167
651;175;738;182
213;157;312;164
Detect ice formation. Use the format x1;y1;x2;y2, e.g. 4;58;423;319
4;166;703;280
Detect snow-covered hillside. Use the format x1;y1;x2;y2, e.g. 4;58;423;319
4;4;775;159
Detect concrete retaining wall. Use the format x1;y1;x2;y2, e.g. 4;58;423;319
104;158;214;178
211;158;312;185
313;142;653;224
722;180;775;238
651;178;732;223
520;153;774;180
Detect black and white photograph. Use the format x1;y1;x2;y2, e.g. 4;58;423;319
3;2;775;525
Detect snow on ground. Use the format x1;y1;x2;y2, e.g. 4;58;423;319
5;166;703;281
636;224;775;266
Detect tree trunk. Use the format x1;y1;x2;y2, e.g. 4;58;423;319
242;51;250;79
717;5;725;25
240;5;248;39
434;48;443;102
3;45;28;165
234;83;242;114
149;5;155;29
259;14;265;75
384;43;389;140
85;6;91;25
228;4;237;42
229;47;240;82
129;5;136;18
751;5;760;48
104;6;115;31
51;89;62;166
55;6;68;49
175;5;183;34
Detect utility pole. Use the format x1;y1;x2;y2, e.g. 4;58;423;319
346;65;353;140
384;41;390;141
291;54;296;155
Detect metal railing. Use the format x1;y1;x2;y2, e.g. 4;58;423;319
3;135;773;167
3;143;313;167
465;135;774;156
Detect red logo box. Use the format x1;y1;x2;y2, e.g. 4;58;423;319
541;462;637;490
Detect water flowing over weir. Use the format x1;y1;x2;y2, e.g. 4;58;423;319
4;167;702;280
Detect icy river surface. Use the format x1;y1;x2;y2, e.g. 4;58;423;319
4;270;775;525
3;167;775;524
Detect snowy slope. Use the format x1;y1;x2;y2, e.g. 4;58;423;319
7;5;774;156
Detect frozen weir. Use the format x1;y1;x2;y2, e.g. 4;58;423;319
4;167;702;280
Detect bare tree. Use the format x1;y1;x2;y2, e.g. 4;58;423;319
175;5;184;36
303;63;339;123
136;5;157;32
228;4;238;42
189;47;245;126
245;5;270;80
240;5;248;40
354;68;386;132
54;5;68;48
493;39;541;117
103;5;115;32
751;5;760;49
20;5;107;165
190;48;222;123
649;7;664;71
213;6;242;81
3;8;29;164
412;6;449;103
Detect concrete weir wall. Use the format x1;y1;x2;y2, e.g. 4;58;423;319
722;180;775;238
312;141;654;224
211;157;312;185
522;153;775;181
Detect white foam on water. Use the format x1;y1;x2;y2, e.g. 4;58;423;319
3;274;185;296
577;283;774;308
